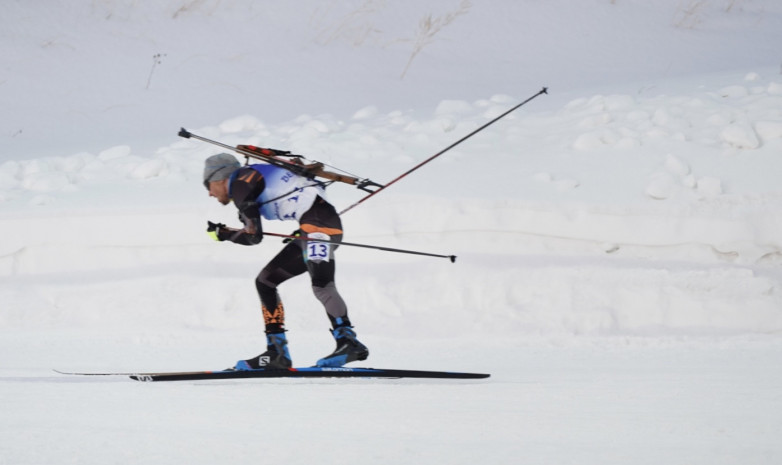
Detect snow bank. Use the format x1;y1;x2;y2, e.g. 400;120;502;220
2;73;781;337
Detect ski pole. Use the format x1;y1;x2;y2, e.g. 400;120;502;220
339;87;548;215
264;232;456;263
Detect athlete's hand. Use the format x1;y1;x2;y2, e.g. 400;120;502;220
207;221;227;241
282;229;302;243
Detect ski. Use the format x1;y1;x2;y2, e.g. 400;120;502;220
55;367;490;382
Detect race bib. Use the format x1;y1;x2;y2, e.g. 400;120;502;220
305;232;331;262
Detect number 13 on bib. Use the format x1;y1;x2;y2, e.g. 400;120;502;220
305;232;332;262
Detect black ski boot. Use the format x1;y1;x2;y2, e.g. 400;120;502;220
234;333;292;371
316;326;369;367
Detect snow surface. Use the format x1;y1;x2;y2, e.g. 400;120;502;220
2;1;782;464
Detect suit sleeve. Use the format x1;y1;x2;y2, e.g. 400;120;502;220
219;168;265;246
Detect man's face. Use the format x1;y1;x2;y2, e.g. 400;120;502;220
208;179;231;205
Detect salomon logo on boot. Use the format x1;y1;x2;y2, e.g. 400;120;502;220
234;333;292;371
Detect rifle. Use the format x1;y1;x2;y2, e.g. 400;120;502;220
178;128;383;193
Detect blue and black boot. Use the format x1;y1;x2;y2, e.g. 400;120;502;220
234;332;292;370
316;326;369;368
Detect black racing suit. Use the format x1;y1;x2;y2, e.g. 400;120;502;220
217;166;351;334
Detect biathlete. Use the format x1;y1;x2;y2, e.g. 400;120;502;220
202;152;368;370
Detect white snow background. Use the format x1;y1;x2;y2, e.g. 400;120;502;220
2;1;782;464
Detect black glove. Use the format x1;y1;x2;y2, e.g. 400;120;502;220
283;229;302;243
207;221;227;241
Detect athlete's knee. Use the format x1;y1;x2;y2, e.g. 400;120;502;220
311;275;334;289
255;269;278;293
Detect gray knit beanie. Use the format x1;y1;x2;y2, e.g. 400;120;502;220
203;153;241;188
